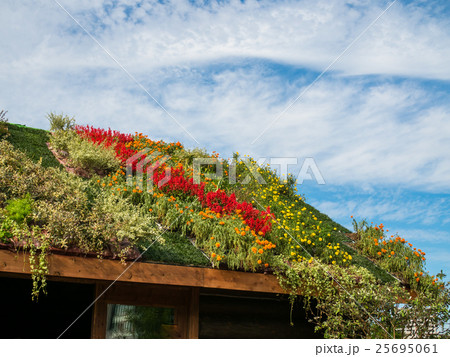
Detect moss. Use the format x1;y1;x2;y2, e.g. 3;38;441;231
298;201;351;234
142;231;210;267
340;242;396;283
5;123;61;168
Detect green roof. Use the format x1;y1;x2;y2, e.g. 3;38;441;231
0;122;394;282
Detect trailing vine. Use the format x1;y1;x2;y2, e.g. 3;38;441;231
26;227;50;300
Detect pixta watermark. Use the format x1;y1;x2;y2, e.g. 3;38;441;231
126;150;325;193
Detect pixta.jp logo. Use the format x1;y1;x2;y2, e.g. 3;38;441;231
126;149;171;194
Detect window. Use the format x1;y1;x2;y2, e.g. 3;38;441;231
106;304;176;339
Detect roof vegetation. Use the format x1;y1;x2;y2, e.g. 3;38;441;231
0;112;448;338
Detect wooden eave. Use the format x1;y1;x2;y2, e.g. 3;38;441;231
0;249;286;294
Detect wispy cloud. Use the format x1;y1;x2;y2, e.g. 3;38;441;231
4;1;450;76
1;0;450;190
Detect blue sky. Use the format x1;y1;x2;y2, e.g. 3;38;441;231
1;0;449;277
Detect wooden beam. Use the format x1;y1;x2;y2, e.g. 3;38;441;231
0;249;287;294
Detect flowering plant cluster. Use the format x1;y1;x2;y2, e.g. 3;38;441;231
93;141;276;269
75;125;136;163
352;219;445;290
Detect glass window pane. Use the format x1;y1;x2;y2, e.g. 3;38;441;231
106;304;175;339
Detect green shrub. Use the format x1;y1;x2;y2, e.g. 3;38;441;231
50;129;120;174
0;216;14;243
48;127;76;152
88;191;162;258
47;112;75;132
67;136;120;174
5;194;33;224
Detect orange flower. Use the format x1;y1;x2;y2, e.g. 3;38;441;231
391;251;395;255
210;236;214;240
258;249;263;254
264;263;269;268
148;208;153;212
215;242;220;248
217;255;222;261
258;231;264;236
416;277;420;282
377;252;382;256
219;221;225;225
405;256;408;260
257;259;262;264
251;247;257;253
211;253;216;258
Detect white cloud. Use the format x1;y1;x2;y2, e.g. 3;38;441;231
2;0;450;77
1;0;450;192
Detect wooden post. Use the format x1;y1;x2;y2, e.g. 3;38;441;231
91;283;107;339
188;287;199;339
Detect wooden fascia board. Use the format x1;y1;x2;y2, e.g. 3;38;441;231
0;249;286;294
